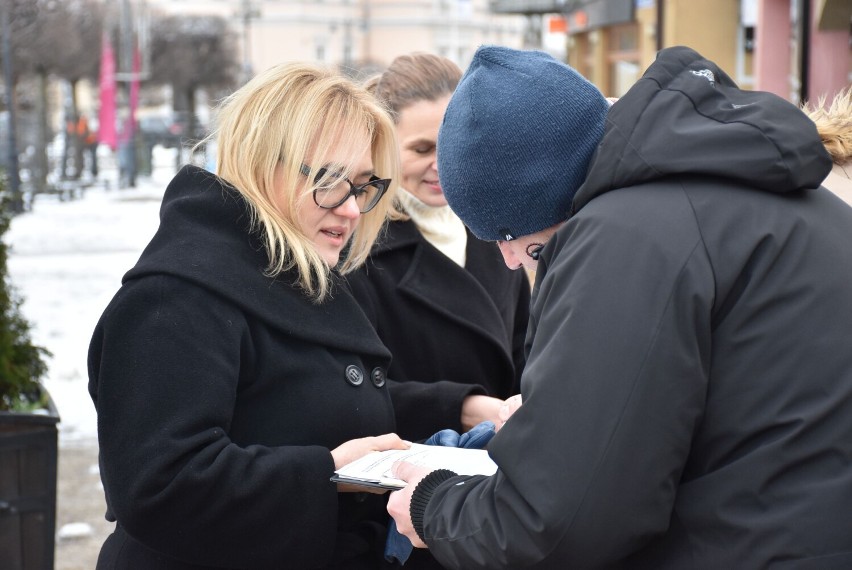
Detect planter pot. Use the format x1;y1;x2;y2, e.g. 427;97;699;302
0;393;60;570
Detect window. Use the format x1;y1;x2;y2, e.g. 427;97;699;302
606;24;640;97
744;26;755;53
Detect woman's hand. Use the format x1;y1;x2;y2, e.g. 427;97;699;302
460;394;502;431
462;394;523;432
331;433;410;493
497;394;523;428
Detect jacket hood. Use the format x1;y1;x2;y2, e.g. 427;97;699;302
574;46;832;211
124;165;391;359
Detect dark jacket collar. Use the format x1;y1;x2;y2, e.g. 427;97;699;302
124;165;390;359
368;218;513;350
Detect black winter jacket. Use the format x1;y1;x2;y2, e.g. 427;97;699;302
417;46;852;569
88;166;399;569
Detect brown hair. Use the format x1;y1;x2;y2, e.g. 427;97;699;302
366;52;462;124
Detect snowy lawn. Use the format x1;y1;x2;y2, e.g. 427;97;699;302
5;150;178;444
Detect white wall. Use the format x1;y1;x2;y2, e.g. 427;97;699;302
141;0;527;75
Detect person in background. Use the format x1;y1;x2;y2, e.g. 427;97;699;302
387;45;852;568
803;85;852;206
88;62;411;569
348;53;530;448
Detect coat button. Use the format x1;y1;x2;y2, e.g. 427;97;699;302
371;367;386;388
344;365;364;386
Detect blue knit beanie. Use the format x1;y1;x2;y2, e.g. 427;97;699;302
438;46;608;241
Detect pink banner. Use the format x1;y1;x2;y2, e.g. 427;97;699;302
97;32;117;150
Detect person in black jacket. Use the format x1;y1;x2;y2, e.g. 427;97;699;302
387;46;852;568
349;53;530;446
88;62;411;569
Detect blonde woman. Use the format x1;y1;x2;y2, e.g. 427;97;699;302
88;63;409;569
803;86;852;206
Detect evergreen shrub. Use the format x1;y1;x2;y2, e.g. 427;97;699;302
0;169;50;411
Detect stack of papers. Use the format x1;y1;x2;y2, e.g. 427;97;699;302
331;443;498;490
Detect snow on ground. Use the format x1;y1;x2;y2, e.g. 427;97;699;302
5;148;179;445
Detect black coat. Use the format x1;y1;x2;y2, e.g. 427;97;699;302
88;166;399;569
419;47;852;568
347;219;530;442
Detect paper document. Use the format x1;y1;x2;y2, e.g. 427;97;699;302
331;443;498;490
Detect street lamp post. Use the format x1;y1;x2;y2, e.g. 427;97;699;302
238;0;259;84
1;2;23;213
798;0;811;104
119;0;137;187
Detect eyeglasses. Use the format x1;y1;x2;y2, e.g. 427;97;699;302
299;163;391;214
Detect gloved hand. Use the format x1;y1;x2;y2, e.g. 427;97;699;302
423;420;496;448
384;421;497;564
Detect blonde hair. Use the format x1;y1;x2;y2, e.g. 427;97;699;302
802;86;852;165
203;62;399;302
364;52;462;219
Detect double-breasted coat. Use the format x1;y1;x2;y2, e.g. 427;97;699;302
347;219;530;442
88;166;400;569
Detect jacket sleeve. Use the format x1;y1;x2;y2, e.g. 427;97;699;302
88;275;339;568
419;192;715;568
387;378;486;441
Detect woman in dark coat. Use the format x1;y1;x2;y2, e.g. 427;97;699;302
87;62;409;569
348;53;531;445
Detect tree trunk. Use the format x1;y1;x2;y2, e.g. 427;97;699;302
186;85;197;146
33;70;49;196
70;79;84;180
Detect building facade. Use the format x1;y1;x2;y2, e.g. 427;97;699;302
755;0;851;103
142;0;530;77
493;0;851;103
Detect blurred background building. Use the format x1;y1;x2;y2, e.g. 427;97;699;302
493;0;850;103
142;0;534;79
1;0;850;209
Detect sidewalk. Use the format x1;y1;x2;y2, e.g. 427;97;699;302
55;441;113;569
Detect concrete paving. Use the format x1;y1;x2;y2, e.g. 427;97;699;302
55;441;113;569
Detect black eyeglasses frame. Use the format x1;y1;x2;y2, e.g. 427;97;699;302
299;163;391;214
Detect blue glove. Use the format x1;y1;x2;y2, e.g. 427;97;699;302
425;420;496;449
384;421;497;564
